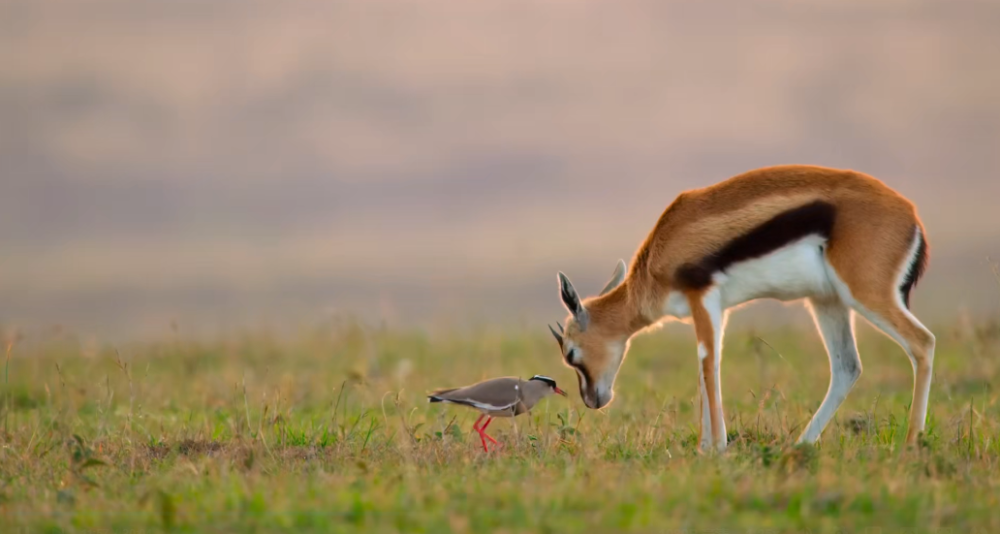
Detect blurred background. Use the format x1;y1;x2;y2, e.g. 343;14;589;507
2;0;999;340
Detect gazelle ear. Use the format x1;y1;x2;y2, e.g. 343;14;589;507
557;272;590;329
598;259;627;296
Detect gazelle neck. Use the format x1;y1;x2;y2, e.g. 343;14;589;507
585;278;655;340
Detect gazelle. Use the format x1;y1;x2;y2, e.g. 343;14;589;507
548;164;934;452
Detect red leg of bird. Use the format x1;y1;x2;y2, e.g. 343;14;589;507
480;417;498;445
472;414;486;432
472;414;490;452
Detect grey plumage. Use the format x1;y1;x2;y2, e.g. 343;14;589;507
428;375;567;451
428;375;567;417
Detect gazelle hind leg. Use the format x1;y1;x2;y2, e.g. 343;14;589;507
904;310;935;443
826;223;935;445
796;298;862;444
850;298;935;443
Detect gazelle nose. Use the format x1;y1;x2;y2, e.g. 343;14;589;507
589;389;612;409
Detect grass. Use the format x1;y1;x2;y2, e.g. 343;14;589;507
1;313;999;533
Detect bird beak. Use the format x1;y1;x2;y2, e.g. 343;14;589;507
555;387;567;397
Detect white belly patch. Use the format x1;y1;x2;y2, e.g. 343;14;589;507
715;234;835;307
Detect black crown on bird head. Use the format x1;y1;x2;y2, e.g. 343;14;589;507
530;375;558;389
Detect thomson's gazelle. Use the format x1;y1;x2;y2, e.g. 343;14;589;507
548;164;934;452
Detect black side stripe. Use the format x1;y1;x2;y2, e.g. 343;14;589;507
675;200;837;290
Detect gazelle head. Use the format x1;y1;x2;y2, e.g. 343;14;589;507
548;260;629;409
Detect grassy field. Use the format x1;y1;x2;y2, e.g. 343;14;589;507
2;311;999;533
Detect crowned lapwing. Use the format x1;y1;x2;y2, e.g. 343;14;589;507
428;375;567;451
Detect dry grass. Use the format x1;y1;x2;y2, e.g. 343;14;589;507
1;313;1000;533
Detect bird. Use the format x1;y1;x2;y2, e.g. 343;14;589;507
427;375;568;451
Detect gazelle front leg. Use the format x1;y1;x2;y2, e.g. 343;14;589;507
689;288;727;453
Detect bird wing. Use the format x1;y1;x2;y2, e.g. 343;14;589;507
435;397;520;412
429;376;524;412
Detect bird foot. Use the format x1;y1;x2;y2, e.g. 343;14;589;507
473;416;500;452
475;429;499;452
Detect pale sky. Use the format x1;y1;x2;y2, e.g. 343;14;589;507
2;0;999;338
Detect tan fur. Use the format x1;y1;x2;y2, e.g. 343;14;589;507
630;165;920;313
555;164;933;449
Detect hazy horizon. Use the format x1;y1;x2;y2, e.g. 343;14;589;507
2;0;999;340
